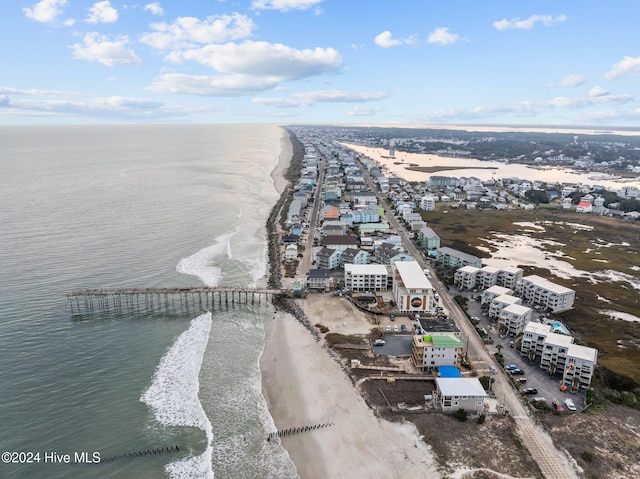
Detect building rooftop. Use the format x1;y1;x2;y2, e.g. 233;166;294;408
436;378;487;397
500;303;532;316
344;264;388;275
521;275;574;294
395;261;432;290
493;294;522;305
567;343;598;362
544;331;575;348
524;322;553;336
484;285;513;296
458;265;481;274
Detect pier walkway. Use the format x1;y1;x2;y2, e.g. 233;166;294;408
67;286;290;314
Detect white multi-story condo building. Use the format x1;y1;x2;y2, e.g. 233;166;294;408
516;275;575;312
489;294;522;318
411;333;463;372
454;265;480;290
496;267;523;290
478;266;500;290
481;285;513;305
393;261;437;313
498;303;533;336
344;264;390;292
520;322;597;389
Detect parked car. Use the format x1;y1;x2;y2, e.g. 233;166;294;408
390;314;395;321
532;397;546;404
505;364;517;371
401;324;407;332
386;325;391;332
564;398;577;411
515;378;527;384
373;339;385;346
511;369;525;375
393;325;399;332
522;388;538;395
552;399;564;411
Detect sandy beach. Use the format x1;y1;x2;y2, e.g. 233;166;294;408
260;302;440;479
262;128;440;478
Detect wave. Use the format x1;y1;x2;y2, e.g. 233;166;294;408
176;227;240;287
140;313;214;479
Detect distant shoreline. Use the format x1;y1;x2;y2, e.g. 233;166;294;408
404;165;498;173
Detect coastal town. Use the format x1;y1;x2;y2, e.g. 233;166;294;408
267;125;640;479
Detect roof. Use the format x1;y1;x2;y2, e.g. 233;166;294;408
345;264;388;275
484;285;512;296
523;322;553;336
308;269;331;279
492;294;521;305
437;366;462;378
436;378;487;397
431;335;464;348
567;343;598;363
436;246;481;264
321;235;358;246
500;303;532;316
521;275;574;294
544;331;575;347
395;260;432;290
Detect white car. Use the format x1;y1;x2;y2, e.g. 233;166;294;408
393;325;399;332
564;398;577;411
386;325;391;332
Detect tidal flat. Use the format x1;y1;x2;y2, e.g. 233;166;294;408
424;207;640;384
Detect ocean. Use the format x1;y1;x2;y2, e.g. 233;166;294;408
0;124;299;478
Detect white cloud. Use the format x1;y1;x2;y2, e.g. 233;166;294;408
71;33;142;66
418;91;635;123
167;41;342;81
147;73;281;96
86;1;118;24
589;86;609;97
0;86;78;96
144;3;164;16
374;31;416;48
347;106;382;116
374;31;401;48
252;89;388;108
427;27;461;45
251;0;322;11
23;0;68;23
550;74;586;87
493;14;568;31
140;14;255;50
605;56;640;80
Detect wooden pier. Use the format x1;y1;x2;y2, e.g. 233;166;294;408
67;287;290;314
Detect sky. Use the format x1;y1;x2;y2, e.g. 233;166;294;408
2;0;640;126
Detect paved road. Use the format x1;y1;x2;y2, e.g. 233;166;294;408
353;151;579;479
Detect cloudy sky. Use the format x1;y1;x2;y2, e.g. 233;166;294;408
3;0;640;125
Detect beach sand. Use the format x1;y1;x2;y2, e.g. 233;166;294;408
261;128;440;478
261;305;440;479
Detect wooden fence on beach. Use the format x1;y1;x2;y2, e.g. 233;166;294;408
67;287;289;314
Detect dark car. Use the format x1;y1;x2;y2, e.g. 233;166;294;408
522;387;538;395
401;324;407;332
511;369;525;375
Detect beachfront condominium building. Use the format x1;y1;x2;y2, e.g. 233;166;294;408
393;261;437;313
478;266;500;290
564;344;598;391
481;285;513;305
520;322;597;389
435;378;487;414
488;294;522;319
454;265;480;290
417;226;441;251
435;247;483;269
516;275;575;312
411;333;463;372
344;264;390;292
497;267;524;290
498;303;533;336
420;195;436;211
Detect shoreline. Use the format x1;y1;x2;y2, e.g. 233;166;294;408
260;127;440;478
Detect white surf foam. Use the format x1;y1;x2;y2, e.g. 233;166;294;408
176;227;240;287
140;313;214;479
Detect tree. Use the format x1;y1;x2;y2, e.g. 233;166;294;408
524;189;550;204
496;344;503;355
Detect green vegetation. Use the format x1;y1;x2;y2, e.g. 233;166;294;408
453;408;469;422
324;333;367;347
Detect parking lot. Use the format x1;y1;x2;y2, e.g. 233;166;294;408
461;290;587;411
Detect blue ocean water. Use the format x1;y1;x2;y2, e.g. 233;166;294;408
0;124;298;478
